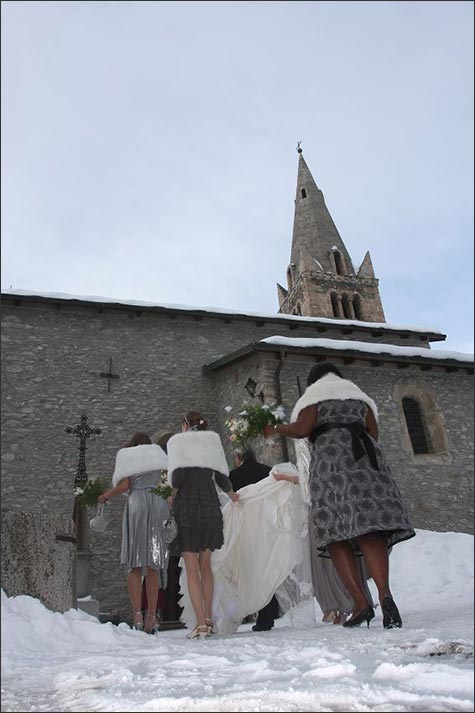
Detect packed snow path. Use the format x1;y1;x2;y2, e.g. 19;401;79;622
2;530;473;712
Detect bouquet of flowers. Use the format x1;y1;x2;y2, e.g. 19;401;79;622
225;403;285;446
74;477;106;508
150;470;173;500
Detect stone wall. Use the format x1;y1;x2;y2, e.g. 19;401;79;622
209;351;474;534
1;298;472;620
280;356;473;533
1;509;76;612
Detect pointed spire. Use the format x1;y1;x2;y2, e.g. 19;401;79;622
279;148;386;322
357;250;376;278
289;151;354;276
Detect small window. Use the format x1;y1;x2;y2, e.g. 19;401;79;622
353;294;363;320
341;293;351;319
287;267;293;290
330;292;339;318
334;250;344;275
402;397;431;454
301;188;307;199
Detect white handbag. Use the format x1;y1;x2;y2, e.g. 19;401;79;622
89;504;108;534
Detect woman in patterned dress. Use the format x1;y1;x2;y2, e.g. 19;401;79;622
264;363;415;629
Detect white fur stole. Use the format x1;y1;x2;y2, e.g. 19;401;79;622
166;431;229;483
112;444;168;487
290;373;378;422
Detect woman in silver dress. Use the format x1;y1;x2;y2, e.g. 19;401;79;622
264;363;415;630
98;432;169;634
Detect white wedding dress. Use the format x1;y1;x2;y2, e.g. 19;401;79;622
178;463;314;635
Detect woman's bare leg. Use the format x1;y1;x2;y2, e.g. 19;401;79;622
198;549;214;621
182;551;205;626
357;532;391;605
327;541;369;614
127;567;143;622
145;567;160;632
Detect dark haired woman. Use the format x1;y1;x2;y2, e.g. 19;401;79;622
98;431;169;634
167;410;239;639
263;363;415;629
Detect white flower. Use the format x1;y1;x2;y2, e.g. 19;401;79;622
74;487;84;496
271;405;286;420
224;405;233;412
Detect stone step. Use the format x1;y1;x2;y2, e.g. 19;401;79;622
76;597;100;618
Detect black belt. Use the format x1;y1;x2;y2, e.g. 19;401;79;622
311;421;380;471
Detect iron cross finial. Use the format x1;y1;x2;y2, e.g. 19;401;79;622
296;140;302;154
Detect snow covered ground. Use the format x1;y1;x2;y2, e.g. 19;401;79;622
1;529;473;712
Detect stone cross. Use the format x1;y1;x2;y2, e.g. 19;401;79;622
65;414;102;559
65;414;102;485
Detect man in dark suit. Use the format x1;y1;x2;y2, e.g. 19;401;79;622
229;446;280;632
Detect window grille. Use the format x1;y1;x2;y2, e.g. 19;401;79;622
402;397;431;454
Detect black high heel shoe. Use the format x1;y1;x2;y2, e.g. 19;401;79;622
382;597;402;629
342;605;375;628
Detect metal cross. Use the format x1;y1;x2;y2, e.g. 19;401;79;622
65;415;102;484
296;140;302;153
100;357;120;392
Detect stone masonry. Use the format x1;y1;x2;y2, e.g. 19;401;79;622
1;509;76;612
1;295;472;621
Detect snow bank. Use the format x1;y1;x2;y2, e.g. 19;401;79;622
2;529;472;657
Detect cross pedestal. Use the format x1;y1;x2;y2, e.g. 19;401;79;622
66;415;102;618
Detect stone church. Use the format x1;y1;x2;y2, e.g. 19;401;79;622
2;150;473;622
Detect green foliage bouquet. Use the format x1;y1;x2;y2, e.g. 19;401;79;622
225;403;285;446
74;477;106;508
150;470;173;500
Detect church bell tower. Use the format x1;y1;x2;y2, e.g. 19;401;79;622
277;147;386;322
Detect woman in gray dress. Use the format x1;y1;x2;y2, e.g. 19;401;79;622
272;468;374;625
98;432;170;634
264;363;415;630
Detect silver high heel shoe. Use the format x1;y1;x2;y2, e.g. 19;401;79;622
145;612;160;636
132;610;144;631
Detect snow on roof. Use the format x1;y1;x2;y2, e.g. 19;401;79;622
260;336;474;363
2;288;444;335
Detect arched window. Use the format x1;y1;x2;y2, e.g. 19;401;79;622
300;188;307;199
330;292;339;318
353;294;363;320
402;397;431;454
394;379;449;461
341;294;351;319
333;250;344;275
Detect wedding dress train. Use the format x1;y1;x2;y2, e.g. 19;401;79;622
178;468;312;635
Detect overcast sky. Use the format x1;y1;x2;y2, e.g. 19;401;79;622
2;1;473;352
